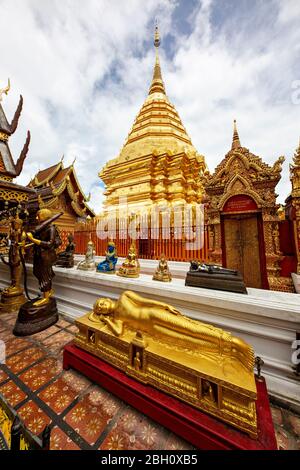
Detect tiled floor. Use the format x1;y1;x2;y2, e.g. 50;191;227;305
0;311;299;450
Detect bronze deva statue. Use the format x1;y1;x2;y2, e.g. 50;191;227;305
13;209;62;336
26;209;62;307
90;290;254;372
152;253;172;282
1;212;23;296
56;233;75;268
0;210;26;312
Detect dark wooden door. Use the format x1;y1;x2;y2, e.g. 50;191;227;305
223;214;262;288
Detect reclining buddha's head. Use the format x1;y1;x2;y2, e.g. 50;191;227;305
93;297;115;316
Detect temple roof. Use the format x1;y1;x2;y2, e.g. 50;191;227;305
28;160;95;217
0;92;30;179
205;121;285;193
0;103;11;134
32;161;63;187
100;26;205;175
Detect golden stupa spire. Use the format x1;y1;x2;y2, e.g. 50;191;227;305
293;137;300;166
149;23;166;95
0;78;10;102
231;119;241;150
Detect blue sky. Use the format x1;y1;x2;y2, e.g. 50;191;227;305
1;0;299;213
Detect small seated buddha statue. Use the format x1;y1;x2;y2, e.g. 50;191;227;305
77;239;96;271
153;254;172;282
96;240;118;273
117;241;140;278
55;234;75;268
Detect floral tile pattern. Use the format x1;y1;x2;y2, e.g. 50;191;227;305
18;357;62;391
38;377;79;414
18;400;51;435
66;324;79;334
64;388;122;445
5;337;31;357
50;426;80;450
31;325;60;341
56;318;72;329
60;369;91;393
0;369;9;384
0;329;16;343
0;312;299;450
99;410;171;450
6;347;45;374
0;380;27;407
41;331;74;355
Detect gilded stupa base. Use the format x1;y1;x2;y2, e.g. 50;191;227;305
63;343;277;449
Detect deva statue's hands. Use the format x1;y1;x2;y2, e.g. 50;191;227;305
26;232;41;246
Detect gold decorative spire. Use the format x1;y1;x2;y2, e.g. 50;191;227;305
293;137;300;166
149;24;165;95
0;78;10;102
231;119;241;150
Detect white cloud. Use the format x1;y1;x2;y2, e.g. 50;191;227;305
0;0;299;214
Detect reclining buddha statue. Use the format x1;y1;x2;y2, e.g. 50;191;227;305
89;290;254;372
75;290;257;437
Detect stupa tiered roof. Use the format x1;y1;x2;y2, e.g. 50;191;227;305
99;26;206;209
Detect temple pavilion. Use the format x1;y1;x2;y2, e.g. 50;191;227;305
28;159;95;236
0;81;34;211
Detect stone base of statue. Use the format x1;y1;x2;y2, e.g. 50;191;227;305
185;265;247;294
63;343;277;450
13;297;58;336
0;288;26;314
77;263;96;272
55;257;74;269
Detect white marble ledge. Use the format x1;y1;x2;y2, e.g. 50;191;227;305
53;266;300;322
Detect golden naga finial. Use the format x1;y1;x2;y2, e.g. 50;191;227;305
154;21;160;48
0;78;11;102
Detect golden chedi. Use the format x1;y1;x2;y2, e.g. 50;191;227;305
117;241;140;278
98;26;207;220
75;290;257;438
153;253;172;282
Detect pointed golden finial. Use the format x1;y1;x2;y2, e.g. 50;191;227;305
293;137;300;166
149;22;165;96
0;78;10;102
154;20;160;48
231;119;241;150
72;157;77;167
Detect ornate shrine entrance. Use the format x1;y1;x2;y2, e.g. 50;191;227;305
222;213;262;288
221;195;265;288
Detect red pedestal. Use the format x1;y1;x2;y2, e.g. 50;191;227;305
63;343;277;450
